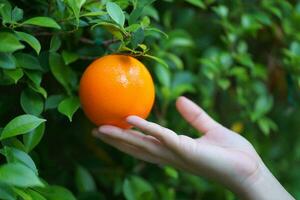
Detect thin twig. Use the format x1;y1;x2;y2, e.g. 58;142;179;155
34;32;53;36
102;39;118;46
79;37;95;45
79;55;99;60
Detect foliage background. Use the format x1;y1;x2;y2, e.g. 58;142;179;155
0;0;300;199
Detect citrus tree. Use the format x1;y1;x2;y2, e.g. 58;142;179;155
0;0;300;199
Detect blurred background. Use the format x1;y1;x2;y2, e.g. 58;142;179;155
0;0;300;199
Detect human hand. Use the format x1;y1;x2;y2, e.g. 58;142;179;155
93;97;294;200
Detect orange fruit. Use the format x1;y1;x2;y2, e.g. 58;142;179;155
79;54;155;129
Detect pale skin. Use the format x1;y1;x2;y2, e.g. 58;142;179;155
92;96;295;200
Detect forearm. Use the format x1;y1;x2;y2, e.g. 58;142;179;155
237;164;295;200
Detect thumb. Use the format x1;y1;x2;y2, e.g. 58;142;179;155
175;96;221;134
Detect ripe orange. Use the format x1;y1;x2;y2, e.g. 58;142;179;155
79;54;155;129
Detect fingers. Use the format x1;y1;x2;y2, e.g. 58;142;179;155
93;128;190;171
176;96;222;134
96;125;166;157
126;116;179;149
92;130;165;165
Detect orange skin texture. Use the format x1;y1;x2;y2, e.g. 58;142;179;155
79;55;155;129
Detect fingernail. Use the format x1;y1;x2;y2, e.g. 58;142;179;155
126;115;139;123
179;96;188;101
126;116;134;123
98;126;111;134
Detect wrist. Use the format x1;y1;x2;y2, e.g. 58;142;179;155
236;163;294;200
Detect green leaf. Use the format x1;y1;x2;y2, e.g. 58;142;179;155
129;7;144;25
20;88;44;116
0;2;12;24
3;68;23;83
125;24;141;32
131;28;144;49
106;2;125;27
235;53;254;68
13;188;32;200
15;31;41;55
158;186;175;200
28;82;47;99
58;97;80;122
141;16;150;27
45;94;65;110
49;52;75;94
0;114;46;140
143;6;158;22
75;165;97;192
27;189;47;200
268;6;282;19
143;54;169;68
0;32;24;53
0;163;44;187
0;182;16;200
218;78;230;90
252;95;273;120
15;53;42;71
11;6;23;22
62;50;79;65
167;36;194;48
165;53;183;69
171;84;195;99
35;186;76;200
164;166;178;179
23;17;61;29
154;64;170;87
50;35;61;52
213;5;228;18
67;0;86;23
145;27;168;38
257;117;276;135
92;21;124;40
128;0;156;25
138;44;148;52
123;176;154;200
254;12;272;25
4;146;38;175
24;70;42;86
185;0;205;8
81;11;106;17
23;123;45;152
0;53;16;69
1;138;27;152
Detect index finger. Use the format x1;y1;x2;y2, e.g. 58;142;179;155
126;116;179;149
176;96;221;134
